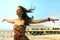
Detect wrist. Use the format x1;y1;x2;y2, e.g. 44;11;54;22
4;19;6;21
48;18;50;21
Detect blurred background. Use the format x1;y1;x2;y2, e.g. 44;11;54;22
0;0;60;40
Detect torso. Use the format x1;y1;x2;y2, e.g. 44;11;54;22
14;19;25;26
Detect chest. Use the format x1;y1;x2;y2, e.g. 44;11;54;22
14;19;25;25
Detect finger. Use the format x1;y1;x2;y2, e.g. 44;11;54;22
53;19;59;21
2;19;5;22
2;20;4;22
52;21;55;23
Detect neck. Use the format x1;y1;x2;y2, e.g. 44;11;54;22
18;15;23;20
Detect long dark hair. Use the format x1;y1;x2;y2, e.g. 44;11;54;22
18;6;34;25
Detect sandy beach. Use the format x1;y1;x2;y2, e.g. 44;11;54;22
0;34;60;40
27;34;60;40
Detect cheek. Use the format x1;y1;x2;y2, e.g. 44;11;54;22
16;10;18;14
16;10;20;15
16;10;23;15
16;12;23;15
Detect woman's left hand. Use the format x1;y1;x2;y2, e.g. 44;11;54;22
48;18;59;23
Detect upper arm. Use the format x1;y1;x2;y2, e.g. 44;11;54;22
9;19;15;24
5;19;15;24
30;20;40;24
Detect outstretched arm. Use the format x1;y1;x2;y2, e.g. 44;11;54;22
30;18;59;24
2;19;15;24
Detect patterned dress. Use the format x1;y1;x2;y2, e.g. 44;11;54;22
13;25;29;40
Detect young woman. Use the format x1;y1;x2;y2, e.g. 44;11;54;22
2;6;59;40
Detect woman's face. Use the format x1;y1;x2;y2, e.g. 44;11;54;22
16;7;23;16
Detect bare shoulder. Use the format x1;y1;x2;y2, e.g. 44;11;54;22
13;18;20;21
13;18;18;21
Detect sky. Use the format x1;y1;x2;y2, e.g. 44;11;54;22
0;0;60;30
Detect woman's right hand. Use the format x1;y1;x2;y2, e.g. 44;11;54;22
2;19;6;22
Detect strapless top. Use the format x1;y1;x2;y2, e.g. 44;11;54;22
13;25;26;32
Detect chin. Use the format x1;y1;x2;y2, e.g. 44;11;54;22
16;13;18;15
16;14;18;15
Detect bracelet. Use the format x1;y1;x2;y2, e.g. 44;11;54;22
48;18;50;21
